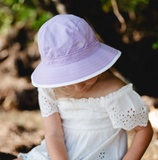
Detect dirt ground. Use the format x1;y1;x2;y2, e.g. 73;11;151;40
0;108;158;160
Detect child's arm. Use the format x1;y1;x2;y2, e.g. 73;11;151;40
122;120;153;160
43;113;68;160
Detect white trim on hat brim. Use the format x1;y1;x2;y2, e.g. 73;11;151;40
31;51;121;88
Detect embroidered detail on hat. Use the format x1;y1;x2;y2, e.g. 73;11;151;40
78;42;84;48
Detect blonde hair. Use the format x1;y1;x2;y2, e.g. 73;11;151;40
53;87;75;99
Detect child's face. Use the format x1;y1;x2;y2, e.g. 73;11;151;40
65;76;99;92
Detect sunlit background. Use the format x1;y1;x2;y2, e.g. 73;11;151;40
0;0;158;159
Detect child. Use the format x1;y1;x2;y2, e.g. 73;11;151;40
15;14;153;160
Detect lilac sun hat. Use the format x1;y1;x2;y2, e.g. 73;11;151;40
31;14;121;88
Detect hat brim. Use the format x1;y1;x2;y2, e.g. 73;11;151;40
31;43;121;88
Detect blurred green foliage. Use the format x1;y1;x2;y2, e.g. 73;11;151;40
0;0;53;35
100;0;149;12
100;0;158;50
117;0;149;12
152;40;158;50
0;0;157;50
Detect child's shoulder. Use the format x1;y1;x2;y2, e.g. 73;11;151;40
94;72;126;97
106;72;126;90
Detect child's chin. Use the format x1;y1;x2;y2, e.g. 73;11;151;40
77;88;89;93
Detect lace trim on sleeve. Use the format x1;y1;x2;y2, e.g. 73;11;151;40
107;101;148;131
18;153;27;160
38;88;59;117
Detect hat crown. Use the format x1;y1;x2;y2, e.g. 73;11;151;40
38;14;96;59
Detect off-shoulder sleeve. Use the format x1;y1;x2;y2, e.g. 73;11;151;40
106;84;148;131
38;88;59;117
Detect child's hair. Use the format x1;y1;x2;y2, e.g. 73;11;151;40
53;87;72;99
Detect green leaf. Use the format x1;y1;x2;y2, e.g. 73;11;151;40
152;41;158;50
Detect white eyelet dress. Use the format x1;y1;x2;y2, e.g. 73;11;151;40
18;84;148;160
